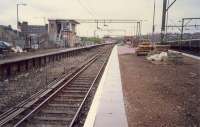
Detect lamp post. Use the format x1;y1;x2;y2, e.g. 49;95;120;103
152;0;156;43
15;2;26;47
17;3;27;30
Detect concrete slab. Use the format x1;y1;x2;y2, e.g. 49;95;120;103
84;46;128;127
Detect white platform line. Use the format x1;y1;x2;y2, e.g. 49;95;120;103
83;46;128;127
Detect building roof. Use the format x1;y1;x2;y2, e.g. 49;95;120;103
19;22;48;35
0;25;13;31
48;19;80;24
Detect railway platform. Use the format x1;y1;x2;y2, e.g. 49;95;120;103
84;44;200;127
0;44;111;80
84;45;128;127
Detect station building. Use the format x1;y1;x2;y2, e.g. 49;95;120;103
48;19;79;48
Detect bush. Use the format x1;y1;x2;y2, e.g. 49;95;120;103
81;37;102;44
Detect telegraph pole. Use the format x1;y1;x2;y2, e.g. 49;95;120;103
180;18;185;41
161;0;167;43
17;3;26;29
17;4;19;28
161;0;177;43
152;0;156;43
16;2;27;48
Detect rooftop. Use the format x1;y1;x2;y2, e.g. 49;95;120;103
48;19;80;24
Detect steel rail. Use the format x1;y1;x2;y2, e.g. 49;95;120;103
69;52;109;127
13;55;99;127
0;54;98;126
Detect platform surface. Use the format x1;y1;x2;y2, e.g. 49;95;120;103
84;45;128;127
84;45;199;127
118;45;200;127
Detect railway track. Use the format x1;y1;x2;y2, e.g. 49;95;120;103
0;45;114;127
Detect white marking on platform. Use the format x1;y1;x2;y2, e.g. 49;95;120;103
83;46;128;127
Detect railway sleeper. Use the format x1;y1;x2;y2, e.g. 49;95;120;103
44;105;78;112
67;85;91;89
57;94;85;98
40;109;76;115
71;82;92;85
63;87;89;91
27;116;72;127
61;90;88;95
48;103;80;108
72;77;94;81
75;76;95;79
51;100;81;105
34;112;74;119
72;79;94;83
53;98;83;103
66;84;91;87
61;89;88;93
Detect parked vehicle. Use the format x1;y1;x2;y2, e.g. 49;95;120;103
0;41;12;53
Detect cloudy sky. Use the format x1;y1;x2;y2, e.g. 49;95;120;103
0;0;199;36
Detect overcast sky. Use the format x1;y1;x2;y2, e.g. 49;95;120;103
0;0;199;36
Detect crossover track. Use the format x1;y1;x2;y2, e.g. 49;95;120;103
0;46;113;127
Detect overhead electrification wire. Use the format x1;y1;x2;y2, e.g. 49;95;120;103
82;0;99;18
76;0;97;18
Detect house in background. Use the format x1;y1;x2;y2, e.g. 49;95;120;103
48;19;79;48
0;25;17;44
19;21;48;36
18;21;48;49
